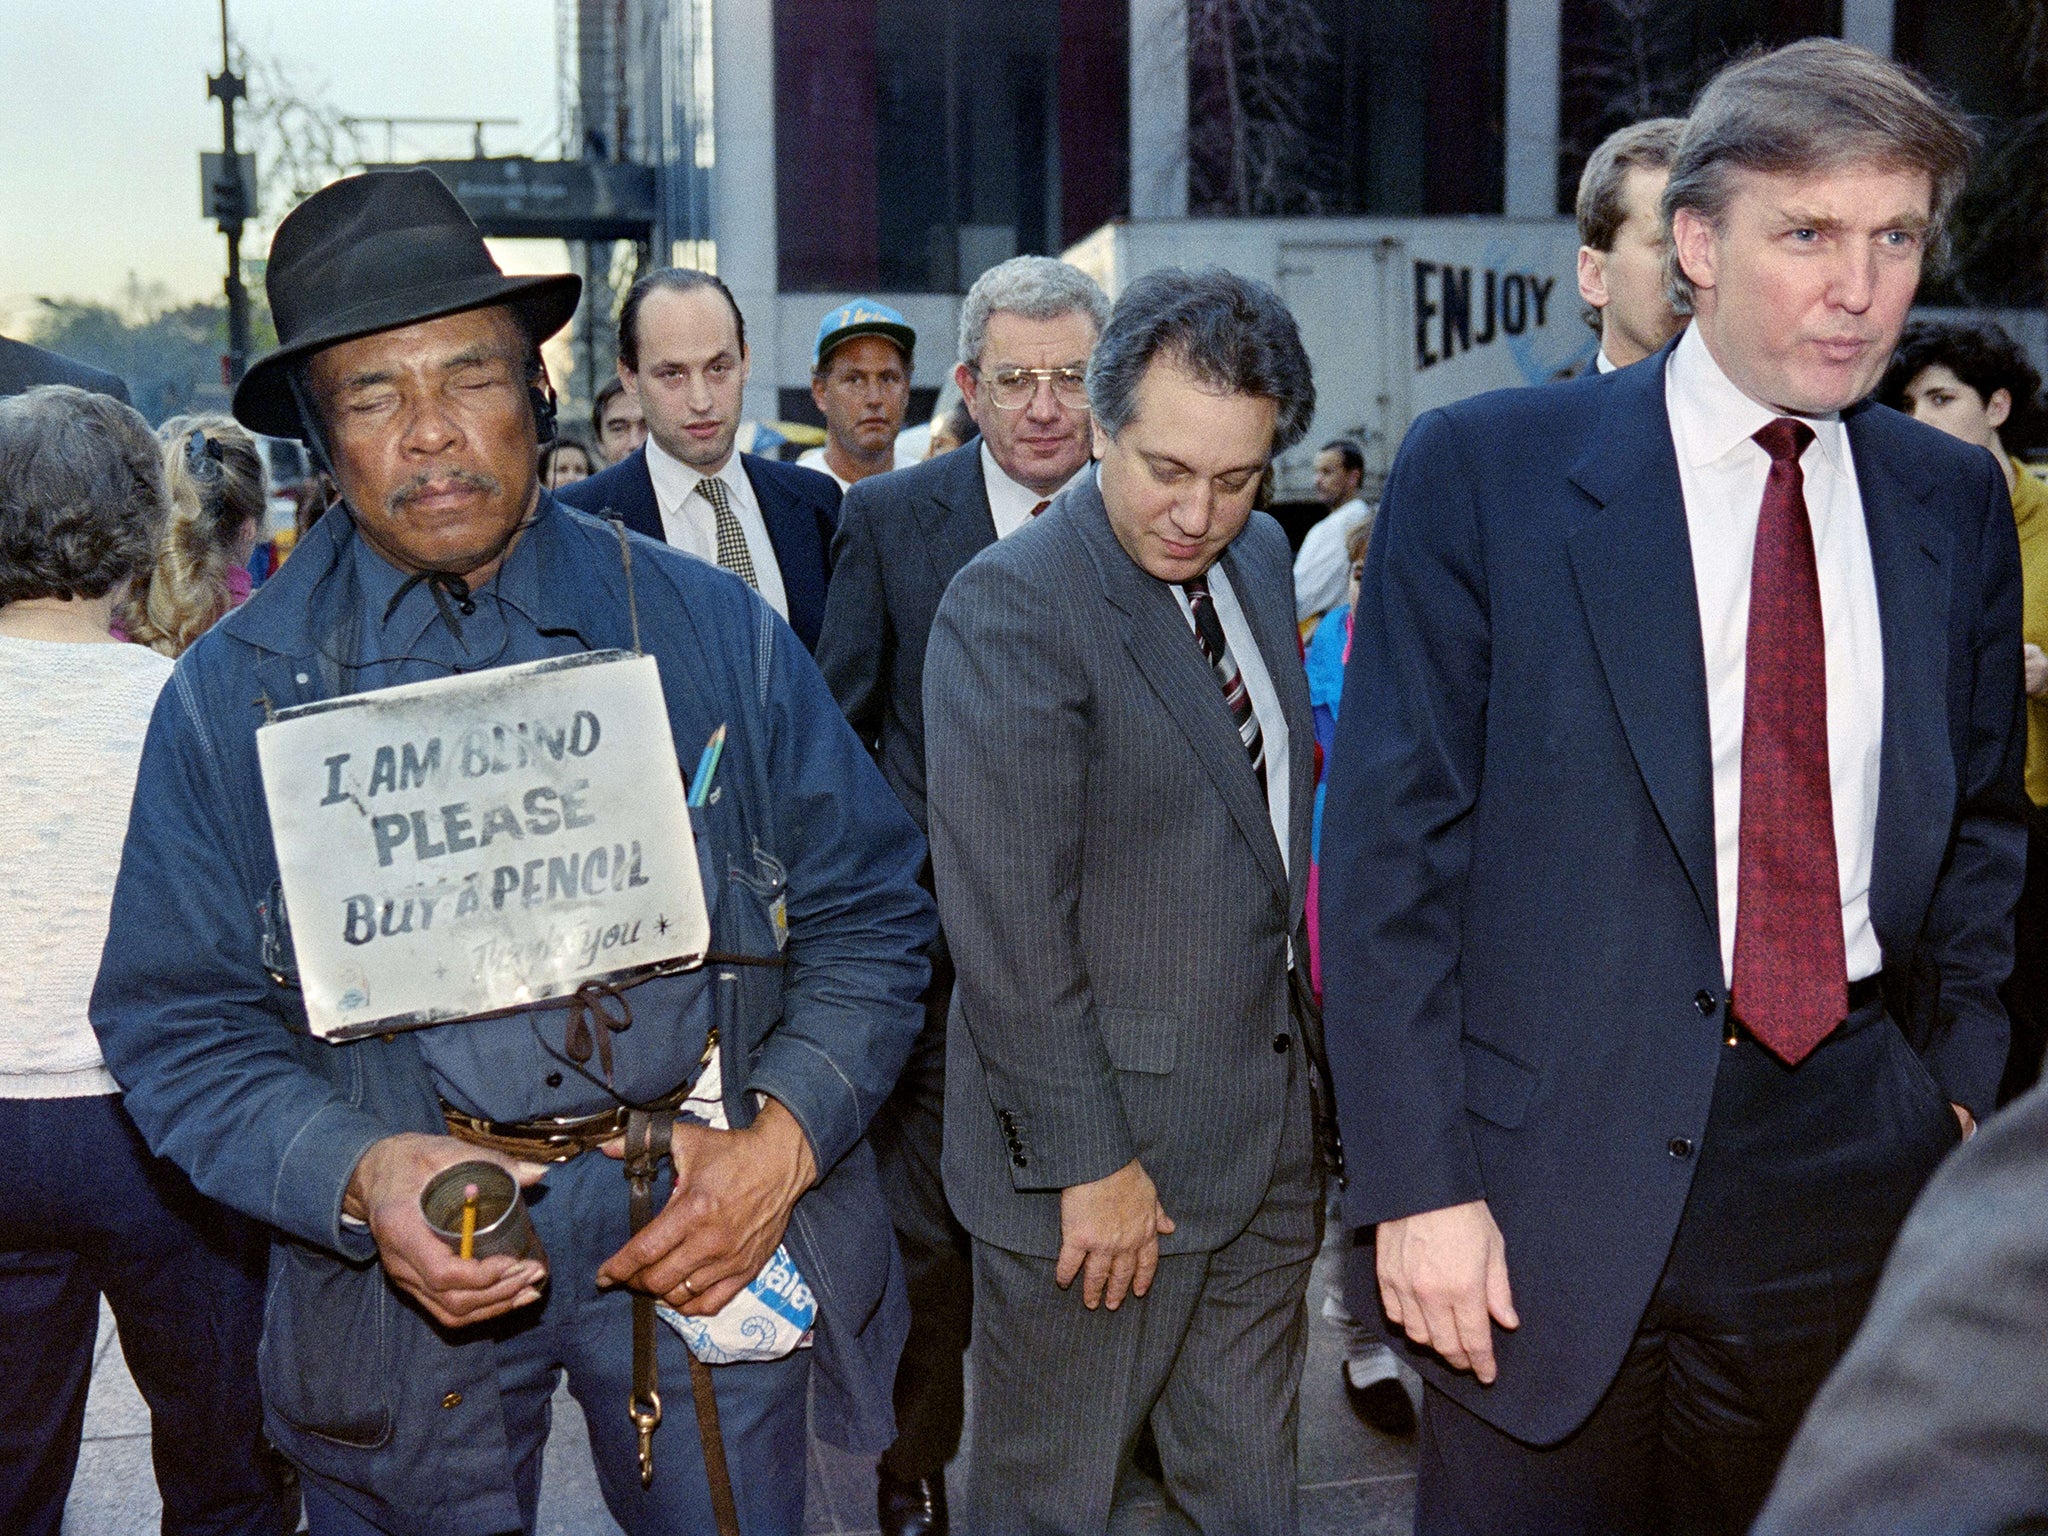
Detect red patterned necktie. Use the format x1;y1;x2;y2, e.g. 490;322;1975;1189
1730;417;1846;1065
1182;574;1267;791
1029;499;1050;518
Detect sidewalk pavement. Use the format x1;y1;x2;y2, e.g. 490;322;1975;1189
65;1228;1416;1534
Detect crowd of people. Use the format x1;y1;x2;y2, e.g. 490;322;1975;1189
4;32;2048;1536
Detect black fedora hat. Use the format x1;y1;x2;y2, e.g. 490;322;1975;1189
233;168;582;441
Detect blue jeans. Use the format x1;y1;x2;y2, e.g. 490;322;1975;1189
301;1149;810;1536
0;1093;284;1536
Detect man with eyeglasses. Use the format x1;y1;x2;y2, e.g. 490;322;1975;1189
814;254;1111;1536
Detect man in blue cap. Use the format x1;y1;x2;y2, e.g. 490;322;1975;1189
799;300;916;492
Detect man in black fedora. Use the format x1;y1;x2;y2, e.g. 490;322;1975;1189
90;168;934;1535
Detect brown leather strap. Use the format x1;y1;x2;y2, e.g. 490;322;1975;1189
690;1352;741;1534
623;1110;671;1492
622;1108;740;1534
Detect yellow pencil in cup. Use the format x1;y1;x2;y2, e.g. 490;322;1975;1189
459;1182;479;1260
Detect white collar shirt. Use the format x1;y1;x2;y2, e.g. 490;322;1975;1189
643;436;790;620
794;445;855;494
1171;561;1292;875
1596;347;1619;374
1664;322;1883;988
1291;497;1373;621
981;441;1079;540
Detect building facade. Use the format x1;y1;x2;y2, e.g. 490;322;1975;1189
558;0;2040;426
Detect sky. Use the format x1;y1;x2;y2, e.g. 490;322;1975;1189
1;0;564;333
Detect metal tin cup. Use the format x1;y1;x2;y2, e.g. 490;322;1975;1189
421;1161;545;1264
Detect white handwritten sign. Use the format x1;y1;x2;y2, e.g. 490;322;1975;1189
256;650;708;1041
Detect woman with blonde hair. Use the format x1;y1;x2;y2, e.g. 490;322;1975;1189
124;413;265;656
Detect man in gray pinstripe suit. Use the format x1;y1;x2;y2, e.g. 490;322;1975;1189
925;269;1329;1533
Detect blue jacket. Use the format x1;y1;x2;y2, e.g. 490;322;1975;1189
91;496;934;1531
1320;345;2027;1444
558;446;841;653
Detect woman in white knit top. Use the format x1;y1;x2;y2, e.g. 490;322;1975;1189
0;386;287;1533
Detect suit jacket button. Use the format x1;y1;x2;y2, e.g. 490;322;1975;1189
441;1392;464;1409
1694;990;1718;1017
1273;1033;1291;1053
1668;1137;1693;1159
1011;1153;1027;1169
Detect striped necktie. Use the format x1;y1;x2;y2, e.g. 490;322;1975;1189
1182;574;1266;791
696;474;759;590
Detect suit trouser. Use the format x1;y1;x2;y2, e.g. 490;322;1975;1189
0;1093;285;1536
1414;1004;1963;1536
866;951;973;1481
963;1062;1322;1536
1998;802;2048;1103
299;1148;809;1536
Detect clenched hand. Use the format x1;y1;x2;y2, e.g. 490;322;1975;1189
596;1096;817;1315
345;1132;551;1329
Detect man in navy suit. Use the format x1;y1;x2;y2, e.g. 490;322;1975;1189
557;268;840;651
1320;41;2024;1536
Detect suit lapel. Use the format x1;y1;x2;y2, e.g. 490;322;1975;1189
1564;351;1720;934
913;437;999;591
617;452;664;543
1067;475;1290;898
1849;405;1955;948
743;454;827;647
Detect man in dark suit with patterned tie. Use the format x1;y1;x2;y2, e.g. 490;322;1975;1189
814;254;1110;1536
924;270;1332;1534
556;269;840;650
1320;41;2023;1536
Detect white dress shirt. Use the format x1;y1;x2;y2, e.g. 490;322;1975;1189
1291;497;1374;621
642;435;791;620
1172;563;1292;873
1665;322;1884;987
981;442;1080;540
1596;348;1619;374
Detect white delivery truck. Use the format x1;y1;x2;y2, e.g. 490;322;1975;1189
1062;216;1594;497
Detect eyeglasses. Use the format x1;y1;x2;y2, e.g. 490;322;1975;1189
976;365;1091;411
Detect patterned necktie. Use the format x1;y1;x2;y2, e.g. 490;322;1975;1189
1730;417;1846;1065
696;474;759;590
1029;499;1050;518
1182;574;1267;791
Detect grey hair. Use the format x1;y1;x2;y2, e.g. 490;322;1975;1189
1663;39;1978;314
957;256;1112;368
0;384;167;605
1087;268;1316;455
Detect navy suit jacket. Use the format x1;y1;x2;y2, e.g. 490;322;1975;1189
1319;342;2028;1444
557;445;841;652
815;436;996;836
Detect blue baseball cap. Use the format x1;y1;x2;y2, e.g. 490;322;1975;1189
814;299;916;372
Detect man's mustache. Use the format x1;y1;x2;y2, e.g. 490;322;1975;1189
387;468;500;513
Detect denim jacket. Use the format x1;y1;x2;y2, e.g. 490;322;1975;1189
91;498;934;1532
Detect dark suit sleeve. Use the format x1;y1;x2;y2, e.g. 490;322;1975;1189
814;484;887;744
1751;1080;2048;1536
1922;452;2029;1118
924;551;1138;1191
745;606;935;1176
1319;409;1493;1226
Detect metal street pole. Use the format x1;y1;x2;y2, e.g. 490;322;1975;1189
210;0;251;384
